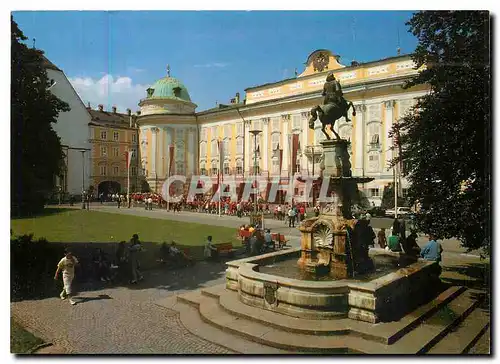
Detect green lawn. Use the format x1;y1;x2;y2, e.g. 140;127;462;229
11;319;44;354
11;208;240;247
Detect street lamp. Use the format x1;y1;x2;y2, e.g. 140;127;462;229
249;129;262;215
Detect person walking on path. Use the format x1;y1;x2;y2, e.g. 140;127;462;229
288;207;296;228
420;234;443;263
129;234;144;284
54;249;79;305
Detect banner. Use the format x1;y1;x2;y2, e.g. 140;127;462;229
169;144;175;176
125;150;133;168
291;134;299;174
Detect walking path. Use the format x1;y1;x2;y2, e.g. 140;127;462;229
13;205;487;354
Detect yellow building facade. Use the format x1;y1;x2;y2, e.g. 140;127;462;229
137;50;429;205
88;105;141;196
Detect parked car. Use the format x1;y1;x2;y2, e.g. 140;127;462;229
385;207;412;218
367;206;386;217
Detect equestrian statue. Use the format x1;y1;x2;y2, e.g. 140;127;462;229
308;71;356;140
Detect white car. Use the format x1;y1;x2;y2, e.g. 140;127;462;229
385;207;412;218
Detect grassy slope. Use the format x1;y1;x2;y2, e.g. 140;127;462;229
11;208;240;247
10;319;44;354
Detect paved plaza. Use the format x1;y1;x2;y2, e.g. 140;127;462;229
11;205;489;354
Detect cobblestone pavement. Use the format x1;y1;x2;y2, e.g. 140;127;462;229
11;261;235;354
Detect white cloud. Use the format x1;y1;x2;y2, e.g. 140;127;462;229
69;74;149;113
193;62;230;68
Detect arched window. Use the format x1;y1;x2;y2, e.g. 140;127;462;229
236;160;243;175
367;122;381;148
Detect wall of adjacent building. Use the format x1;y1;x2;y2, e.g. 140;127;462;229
46;68;91;195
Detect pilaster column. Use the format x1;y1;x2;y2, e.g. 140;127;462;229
354;104;366;176
384;100;394;171
189;127;196;175
244;120;252;175
301;111;310;174
262;118;269;173
281;114;290;176
165;127;172;177
158;127;165;178
151;127;158;179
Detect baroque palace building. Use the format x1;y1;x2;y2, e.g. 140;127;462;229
137;49;429;206
87;104;141;196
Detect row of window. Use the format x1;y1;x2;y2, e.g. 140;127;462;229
99;147;137;158
99;165;137;176
367;188;408;198
99;130;137;143
200;115;305;142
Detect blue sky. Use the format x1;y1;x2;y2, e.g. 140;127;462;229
12;11;419;112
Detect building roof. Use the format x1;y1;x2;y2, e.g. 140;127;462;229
88;109;136;129
244;53;413;92
41;55;62;72
147;76;192;102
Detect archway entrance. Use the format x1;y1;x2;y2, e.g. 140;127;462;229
98;181;122;199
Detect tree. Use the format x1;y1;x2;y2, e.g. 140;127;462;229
380;183;409;210
11;17;70;216
392;11;490;254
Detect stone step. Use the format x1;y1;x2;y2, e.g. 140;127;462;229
214;284;466;344
173;295;289;354
427;307;490;354
197;292;387;353
176;290;204;307
466;326;490;354
382;289;483;354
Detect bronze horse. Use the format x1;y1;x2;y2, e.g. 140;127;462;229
308;99;356;140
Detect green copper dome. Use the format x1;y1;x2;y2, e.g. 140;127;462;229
147;77;192;102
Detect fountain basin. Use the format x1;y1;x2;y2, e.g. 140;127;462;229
226;248;442;323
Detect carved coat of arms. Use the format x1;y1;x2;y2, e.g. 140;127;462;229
263;282;278;305
313;52;329;72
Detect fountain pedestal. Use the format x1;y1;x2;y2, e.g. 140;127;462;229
298;139;374;279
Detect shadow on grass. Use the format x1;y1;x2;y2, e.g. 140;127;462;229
12;240;243;302
10;207;74;220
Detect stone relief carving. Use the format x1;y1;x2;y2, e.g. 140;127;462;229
264;282;278;305
313;222;333;247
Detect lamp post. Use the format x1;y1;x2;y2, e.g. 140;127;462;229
249;129;262;215
80;150;86;209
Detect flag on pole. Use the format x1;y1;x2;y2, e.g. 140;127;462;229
291;134;299;174
169;144;175;176
125;150;134;168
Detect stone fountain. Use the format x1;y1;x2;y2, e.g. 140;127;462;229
297;139;374;279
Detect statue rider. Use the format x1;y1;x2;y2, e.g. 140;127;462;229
322;72;351;122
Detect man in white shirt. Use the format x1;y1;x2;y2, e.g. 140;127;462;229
147;197;153;210
288;207;296;228
54;249;79;305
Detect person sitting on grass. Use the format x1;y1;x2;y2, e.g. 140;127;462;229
204;235;218;261
169;241;194;267
159;242;171;264
93;247;112;282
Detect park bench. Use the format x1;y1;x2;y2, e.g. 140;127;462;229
215;242;236;257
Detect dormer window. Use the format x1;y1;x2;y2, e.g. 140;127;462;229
147;88;154;97
173;87;181;98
